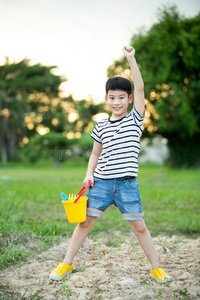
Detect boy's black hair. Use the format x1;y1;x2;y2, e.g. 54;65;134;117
106;76;132;96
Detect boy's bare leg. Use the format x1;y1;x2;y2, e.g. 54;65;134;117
63;216;97;265
128;219;160;270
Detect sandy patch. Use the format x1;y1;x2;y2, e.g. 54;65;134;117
0;233;199;299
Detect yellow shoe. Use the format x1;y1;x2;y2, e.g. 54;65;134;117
150;268;172;283
49;263;73;281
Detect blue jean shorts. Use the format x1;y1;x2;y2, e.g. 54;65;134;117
86;177;144;221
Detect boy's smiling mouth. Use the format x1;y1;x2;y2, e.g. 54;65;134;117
113;106;122;111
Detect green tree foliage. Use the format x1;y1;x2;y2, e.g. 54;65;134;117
0;58;106;164
70;98;106;134
107;6;200;167
0;59;66;164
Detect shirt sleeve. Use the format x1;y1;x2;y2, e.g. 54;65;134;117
132;106;145;126
90;123;102;144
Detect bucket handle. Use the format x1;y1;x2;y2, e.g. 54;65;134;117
74;181;92;203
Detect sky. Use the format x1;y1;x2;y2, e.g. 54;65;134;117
0;0;199;103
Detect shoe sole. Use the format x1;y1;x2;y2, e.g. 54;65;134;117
150;274;172;284
49;270;73;281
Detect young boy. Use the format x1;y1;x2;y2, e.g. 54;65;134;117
49;46;172;284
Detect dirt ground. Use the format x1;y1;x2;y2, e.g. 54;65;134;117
0;233;199;299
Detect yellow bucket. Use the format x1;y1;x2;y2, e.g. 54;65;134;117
62;196;87;223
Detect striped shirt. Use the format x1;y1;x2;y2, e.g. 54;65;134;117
91;107;145;179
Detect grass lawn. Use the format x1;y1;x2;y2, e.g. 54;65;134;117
0;161;199;268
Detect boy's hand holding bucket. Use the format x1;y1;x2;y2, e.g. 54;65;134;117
74;181;92;203
62;181;92;223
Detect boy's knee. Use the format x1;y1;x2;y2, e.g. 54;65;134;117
128;220;147;234
79;216;97;229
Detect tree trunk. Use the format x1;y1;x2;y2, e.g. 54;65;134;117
1;140;8;164
8;133;17;159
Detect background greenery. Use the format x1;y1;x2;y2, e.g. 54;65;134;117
0;5;200;167
108;6;200;167
0;163;199;269
0;59;105;164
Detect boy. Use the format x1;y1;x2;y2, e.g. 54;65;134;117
49;46;172;283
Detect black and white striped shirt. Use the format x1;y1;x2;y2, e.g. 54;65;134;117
91;107;144;179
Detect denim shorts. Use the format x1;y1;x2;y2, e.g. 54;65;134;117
86;177;144;221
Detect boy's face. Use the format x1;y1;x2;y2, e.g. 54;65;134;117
105;90;133;120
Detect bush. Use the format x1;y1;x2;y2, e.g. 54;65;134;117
20;132;75;163
68;129;94;161
168;135;200;168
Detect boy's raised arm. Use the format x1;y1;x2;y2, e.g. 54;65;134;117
123;46;145;117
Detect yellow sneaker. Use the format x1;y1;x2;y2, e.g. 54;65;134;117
49;263;73;281
150;268;172;283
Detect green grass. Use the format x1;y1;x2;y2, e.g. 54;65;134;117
0;161;200;269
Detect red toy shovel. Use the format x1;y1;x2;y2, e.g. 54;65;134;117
74;181;92;203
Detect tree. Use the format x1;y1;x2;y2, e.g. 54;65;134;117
0;59;66;164
0;58;107;164
0;92;27;163
71;98;106;134
107;6;200;167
